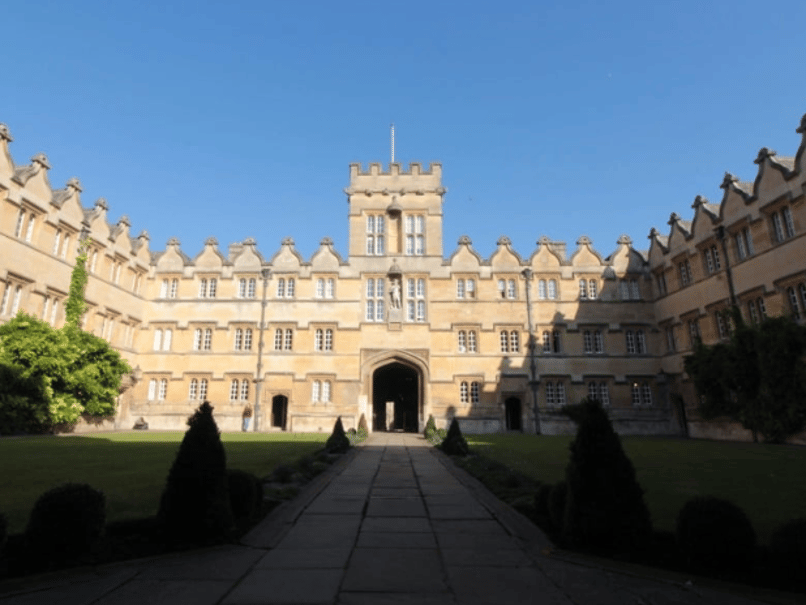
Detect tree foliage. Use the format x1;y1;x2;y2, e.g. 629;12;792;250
0;313;131;429
0;241;131;431
685;312;806;443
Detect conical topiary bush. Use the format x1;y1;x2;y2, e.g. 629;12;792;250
439;418;469;456
561;398;651;552
325;416;350;453
158;401;234;545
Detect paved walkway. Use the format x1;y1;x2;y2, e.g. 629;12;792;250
0;433;797;604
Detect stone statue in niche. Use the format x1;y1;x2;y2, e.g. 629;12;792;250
390;278;401;309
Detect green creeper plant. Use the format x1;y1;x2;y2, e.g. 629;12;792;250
64;237;89;329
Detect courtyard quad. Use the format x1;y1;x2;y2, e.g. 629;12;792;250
464;433;806;545
0;431;327;534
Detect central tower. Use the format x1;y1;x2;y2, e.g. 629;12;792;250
345;162;446;262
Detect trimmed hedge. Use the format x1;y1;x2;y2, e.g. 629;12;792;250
676;496;756;573
24;483;105;568
227;469;263;524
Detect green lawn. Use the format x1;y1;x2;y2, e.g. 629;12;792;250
0;431;327;534
465;434;806;545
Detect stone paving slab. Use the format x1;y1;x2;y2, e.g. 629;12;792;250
98;579;233;605
0;568;140;605
360;517;432;533
447;566;572;605
371;487;421;498
338;593;456;605
366;497;427;517
305;497;367;515
275;514;361;550
136;545;263;580
356;531;438;549
222;568;343;604
426;504;490;520
342;548;446;593
254;547;352;569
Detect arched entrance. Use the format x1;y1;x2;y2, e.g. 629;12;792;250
271;395;288;429
505;397;522;431
372;362;419;432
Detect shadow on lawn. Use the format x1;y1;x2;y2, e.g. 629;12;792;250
0;431;334;580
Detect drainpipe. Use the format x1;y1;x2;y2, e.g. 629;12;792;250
715;226;737;308
253;268;271;431
521;268;541;434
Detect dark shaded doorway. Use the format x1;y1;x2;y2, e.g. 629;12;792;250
272;395;288;429
373;362;419;432
505;397;522;431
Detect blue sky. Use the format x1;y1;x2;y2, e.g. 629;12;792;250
4;0;805;261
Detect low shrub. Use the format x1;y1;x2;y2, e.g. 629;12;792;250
534;483;552;519
297;454;317;478
24;483;106;569
358;413;369;439
548;481;567;532
424;414;437;439
325;417;350;454
227;469;263;524
676;496;756;574
769;518;806;585
270;463;295;483
439;418;469;456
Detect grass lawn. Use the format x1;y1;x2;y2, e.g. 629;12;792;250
0;431;327;534
465;434;806;545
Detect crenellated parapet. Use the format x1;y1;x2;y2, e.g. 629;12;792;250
345;162;445;197
647;111;806;266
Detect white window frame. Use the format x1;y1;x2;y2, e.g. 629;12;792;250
783;206;795;239
470;381;480;404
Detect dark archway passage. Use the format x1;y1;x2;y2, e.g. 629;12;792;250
505;396;522;431
372;362;419;432
272;395;288;429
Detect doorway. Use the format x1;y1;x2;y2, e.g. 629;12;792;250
372;362;419;432
271;395;288;429
505;397;522;431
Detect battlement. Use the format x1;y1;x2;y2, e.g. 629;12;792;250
350;162;441;177
347;162;443;195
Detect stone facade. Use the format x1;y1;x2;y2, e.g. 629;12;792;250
1;115;805;439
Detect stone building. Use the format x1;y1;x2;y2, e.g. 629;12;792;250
1;114;804;439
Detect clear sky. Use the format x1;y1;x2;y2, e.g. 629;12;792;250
3;0;805;261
